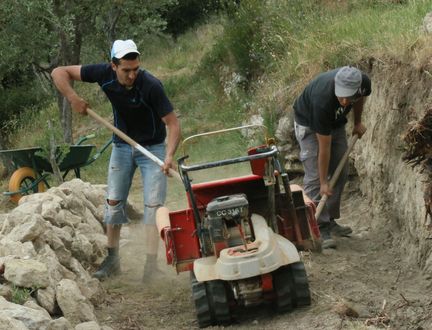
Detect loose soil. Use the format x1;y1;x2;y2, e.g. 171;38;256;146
93;175;432;330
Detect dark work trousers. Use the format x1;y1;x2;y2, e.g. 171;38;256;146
294;122;348;225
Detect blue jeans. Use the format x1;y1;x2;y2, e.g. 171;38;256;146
104;142;167;226
294;122;348;225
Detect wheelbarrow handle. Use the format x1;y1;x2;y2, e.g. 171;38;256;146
315;134;359;219
86;108;182;183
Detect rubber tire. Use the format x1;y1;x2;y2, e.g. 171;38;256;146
273;265;294;313
190;272;231;328
290;262;311;307
273;261;311;312
8;167;46;203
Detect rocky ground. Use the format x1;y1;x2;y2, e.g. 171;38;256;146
93;176;432;330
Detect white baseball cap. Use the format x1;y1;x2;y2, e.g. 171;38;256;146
334;66;362;97
111;39;140;59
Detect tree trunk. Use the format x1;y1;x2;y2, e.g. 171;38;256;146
61;97;73;144
47;120;63;185
53;0;83;145
0;134;11;179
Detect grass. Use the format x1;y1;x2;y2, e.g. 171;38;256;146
11;285;36;305
246;0;432;122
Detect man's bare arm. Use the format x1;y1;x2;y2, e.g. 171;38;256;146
51;65;88;114
161;112;181;175
317;133;332;196
352;96;367;138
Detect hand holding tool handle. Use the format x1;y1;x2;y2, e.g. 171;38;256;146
315;134;359;219
86;108;182;183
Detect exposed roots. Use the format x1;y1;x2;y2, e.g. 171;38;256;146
402;108;432;230
402;108;432;170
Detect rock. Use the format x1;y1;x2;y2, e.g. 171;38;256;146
57;210;82;228
41;200;63;224
81;209;104;234
275;113;294;142
47;317;73;330
71;233;93;262
0;296;52;329
14;201;43;216
24;298;52;316
4;258;50;288
333;302;360;318
52;226;73;249
5;214;48;242
0;316;28;330
0;179;109;327
36;285;59;315
67;258;104;304
0;283;13;300
37;244;76;282
40;229;72;266
0;238;37;259
75;321;101;330
423;12;432;33
56;279;97;326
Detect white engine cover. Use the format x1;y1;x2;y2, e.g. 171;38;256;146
194;213;300;282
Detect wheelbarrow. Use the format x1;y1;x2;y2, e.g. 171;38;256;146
0;134;112;203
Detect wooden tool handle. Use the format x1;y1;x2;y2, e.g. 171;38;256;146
86;108;182;183
315;134;359;219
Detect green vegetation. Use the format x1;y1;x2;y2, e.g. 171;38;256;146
1;0;431;197
11;285;36;305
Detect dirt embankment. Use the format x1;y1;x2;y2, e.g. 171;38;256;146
354;58;432;273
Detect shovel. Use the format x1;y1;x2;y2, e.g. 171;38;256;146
86;108;182;183
315;134;359;219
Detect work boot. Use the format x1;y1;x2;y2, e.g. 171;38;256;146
319;223;337;249
93;248;121;280
329;218;353;237
142;254;165;282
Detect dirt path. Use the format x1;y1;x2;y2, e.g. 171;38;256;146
94;175;432;330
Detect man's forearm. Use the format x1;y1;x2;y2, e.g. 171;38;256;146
165;117;181;159
166;127;180;159
353;96;365;125
318;149;330;185
316;133;332;185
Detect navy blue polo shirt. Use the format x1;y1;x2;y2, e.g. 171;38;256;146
81;64;173;145
293;68;371;135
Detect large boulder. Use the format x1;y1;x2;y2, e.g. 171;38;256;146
4;258;50;288
56;279;97;326
0;296;52;329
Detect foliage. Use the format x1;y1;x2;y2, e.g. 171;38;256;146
11;285;37;305
162;0;227;38
0;81;49;142
0;0;176;142
201;0;320;89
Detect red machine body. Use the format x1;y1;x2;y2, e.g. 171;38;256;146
161;146;320;273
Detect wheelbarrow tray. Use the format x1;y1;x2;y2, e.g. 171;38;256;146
0;145;95;174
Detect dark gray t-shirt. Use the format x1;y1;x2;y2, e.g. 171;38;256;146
293;68;371;135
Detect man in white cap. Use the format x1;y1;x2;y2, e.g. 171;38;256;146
51;39;181;279
293;66;371;249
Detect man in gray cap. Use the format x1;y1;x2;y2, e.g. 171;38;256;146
293;66;371;249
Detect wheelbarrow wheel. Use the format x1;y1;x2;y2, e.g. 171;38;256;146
8;167;46;203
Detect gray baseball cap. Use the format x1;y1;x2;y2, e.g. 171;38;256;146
334;66;362;97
